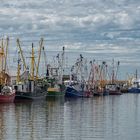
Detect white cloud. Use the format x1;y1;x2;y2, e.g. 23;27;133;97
0;0;140;70
114;11;134;28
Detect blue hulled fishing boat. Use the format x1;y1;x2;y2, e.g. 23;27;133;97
128;79;140;93
128;70;140;93
65;84;91;98
65;54;92;98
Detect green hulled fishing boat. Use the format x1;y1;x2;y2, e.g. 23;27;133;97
46;47;66;97
47;78;65;97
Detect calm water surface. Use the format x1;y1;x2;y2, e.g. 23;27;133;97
0;94;140;140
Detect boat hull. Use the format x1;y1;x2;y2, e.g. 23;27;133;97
0;93;15;103
106;84;122;95
65;86;91;98
93;90;109;96
47;87;65;97
15;91;47;100
128;88;140;93
109;90;122;95
47;91;64;96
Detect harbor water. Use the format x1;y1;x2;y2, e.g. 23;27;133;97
0;94;140;140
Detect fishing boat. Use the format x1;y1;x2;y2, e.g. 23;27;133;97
106;83;122;95
14;78;48;100
88;60;109;96
47;87;62;96
128;70;140;93
14;38;48;100
0;86;15;103
120;83;128;93
65;84;91;98
46;71;65;97
46;47;66;97
128;79;140;93
65;54;92;98
47;82;65;97
92;86;109;96
0;38;16;103
106;60;122;95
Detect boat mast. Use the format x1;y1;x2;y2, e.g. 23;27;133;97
42;46;47;77
80;54;83;82
112;59;115;84
1;39;4;72
30;43;35;81
60;46;65;84
115;61;120;81
4;37;9;73
36;38;43;80
0;39;5;85
99;61;107;88
57;46;65;84
88;60;95;90
135;69;138;80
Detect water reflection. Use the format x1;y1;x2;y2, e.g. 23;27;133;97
0;95;140;139
15;101;48;140
63;95;140;140
0;103;16;140
46;97;65;140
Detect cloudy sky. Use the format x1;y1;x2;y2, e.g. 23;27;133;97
0;0;140;78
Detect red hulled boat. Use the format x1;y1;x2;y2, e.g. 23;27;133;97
0;86;15;103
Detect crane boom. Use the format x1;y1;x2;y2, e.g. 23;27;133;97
16;51;21;84
17;39;27;71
